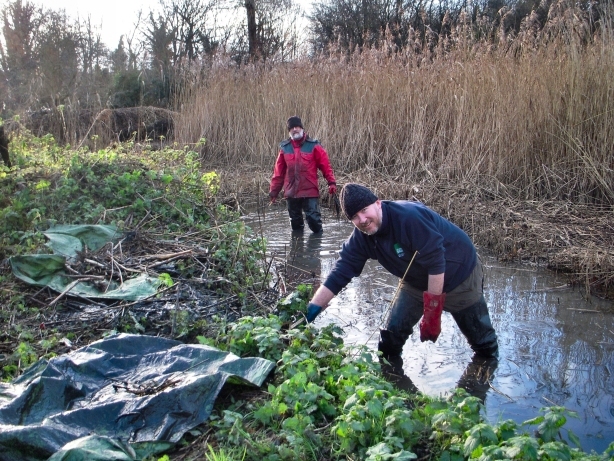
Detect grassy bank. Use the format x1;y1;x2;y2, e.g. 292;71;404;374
0;133;270;379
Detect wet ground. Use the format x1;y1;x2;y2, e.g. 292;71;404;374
246;204;614;454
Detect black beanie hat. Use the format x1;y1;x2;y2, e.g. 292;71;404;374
287;116;303;130
340;183;378;220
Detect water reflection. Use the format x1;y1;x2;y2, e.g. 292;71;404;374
245;205;614;453
286;230;323;289
456;356;499;402
379;355;418;394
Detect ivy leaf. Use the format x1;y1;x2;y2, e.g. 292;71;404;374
253;403;275;425
366;442;392;456
522;415;544;426
366;398;384;418
431;409;465;435
385;409;415;436
495;419;518;441
566;429;581;449
350;420;366;432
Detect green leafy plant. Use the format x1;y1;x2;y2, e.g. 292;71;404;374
15;341;37;368
205;445;246;461
202;171;220;196
332;385;419;457
463;423;499;458
158;273;174;287
221;316;284;360
365;443;417;460
523;406;580;446
275;284;313;322
189;313;614;461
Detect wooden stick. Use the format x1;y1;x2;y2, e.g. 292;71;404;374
49;278;93;306
145;249;193;260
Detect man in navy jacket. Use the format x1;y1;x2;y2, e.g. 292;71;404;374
305;183;498;360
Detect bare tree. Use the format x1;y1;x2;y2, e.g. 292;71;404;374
109;37;130;73
0;0;42;109
228;0;301;62
310;0;402;52
1;0;114;113
245;0;259;57
76;16;108;77
37;10;80;107
144;0;219;66
143;12;175;70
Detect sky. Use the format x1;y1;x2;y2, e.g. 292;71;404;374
29;0;154;48
22;0;314;50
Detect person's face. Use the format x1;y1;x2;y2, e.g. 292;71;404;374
289;126;303;140
350;200;382;235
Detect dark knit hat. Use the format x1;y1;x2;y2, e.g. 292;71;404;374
340;183;378;220
287;116;303;130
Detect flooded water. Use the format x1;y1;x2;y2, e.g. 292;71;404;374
245;204;614;454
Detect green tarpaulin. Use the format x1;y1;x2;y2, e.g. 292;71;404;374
9;224;160;301
0;334;275;461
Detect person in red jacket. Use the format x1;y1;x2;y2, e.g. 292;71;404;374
269;116;337;233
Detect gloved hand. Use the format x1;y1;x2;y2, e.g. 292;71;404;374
420;292;446;342
328;184;337;195
306;302;322;323
269;193;277;204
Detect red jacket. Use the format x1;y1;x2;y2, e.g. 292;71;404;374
269;134;336;199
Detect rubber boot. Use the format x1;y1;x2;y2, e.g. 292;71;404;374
304;198;323;233
287;198;305;231
378;329;407;358
451;295;499;359
378;286;423;358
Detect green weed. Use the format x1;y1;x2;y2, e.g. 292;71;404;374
0;134;269;381
194;303;614;461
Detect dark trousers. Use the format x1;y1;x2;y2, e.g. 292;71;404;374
287;197;322;233
378;285;498;359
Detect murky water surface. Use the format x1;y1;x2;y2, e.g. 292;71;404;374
245;205;614;453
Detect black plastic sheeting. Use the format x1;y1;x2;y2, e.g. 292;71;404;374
0;334;275;461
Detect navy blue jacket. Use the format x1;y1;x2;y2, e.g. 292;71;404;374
323;201;477;295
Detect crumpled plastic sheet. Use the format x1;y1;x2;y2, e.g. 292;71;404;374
0;334;275;461
9;224;161;301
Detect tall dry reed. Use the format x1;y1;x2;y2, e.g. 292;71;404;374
175;34;614;205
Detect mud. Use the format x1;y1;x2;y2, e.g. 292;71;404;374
247;203;614;454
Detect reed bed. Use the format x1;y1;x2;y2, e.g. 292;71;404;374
171;21;614;297
176;37;614;206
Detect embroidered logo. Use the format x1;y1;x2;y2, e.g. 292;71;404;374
394;243;405;258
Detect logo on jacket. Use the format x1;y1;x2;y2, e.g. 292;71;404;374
394;243;405;258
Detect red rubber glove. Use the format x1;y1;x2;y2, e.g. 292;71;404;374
420;292;446;343
328;184;337;195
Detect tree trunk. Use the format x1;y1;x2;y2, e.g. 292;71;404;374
245;0;259;58
0;126;11;168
